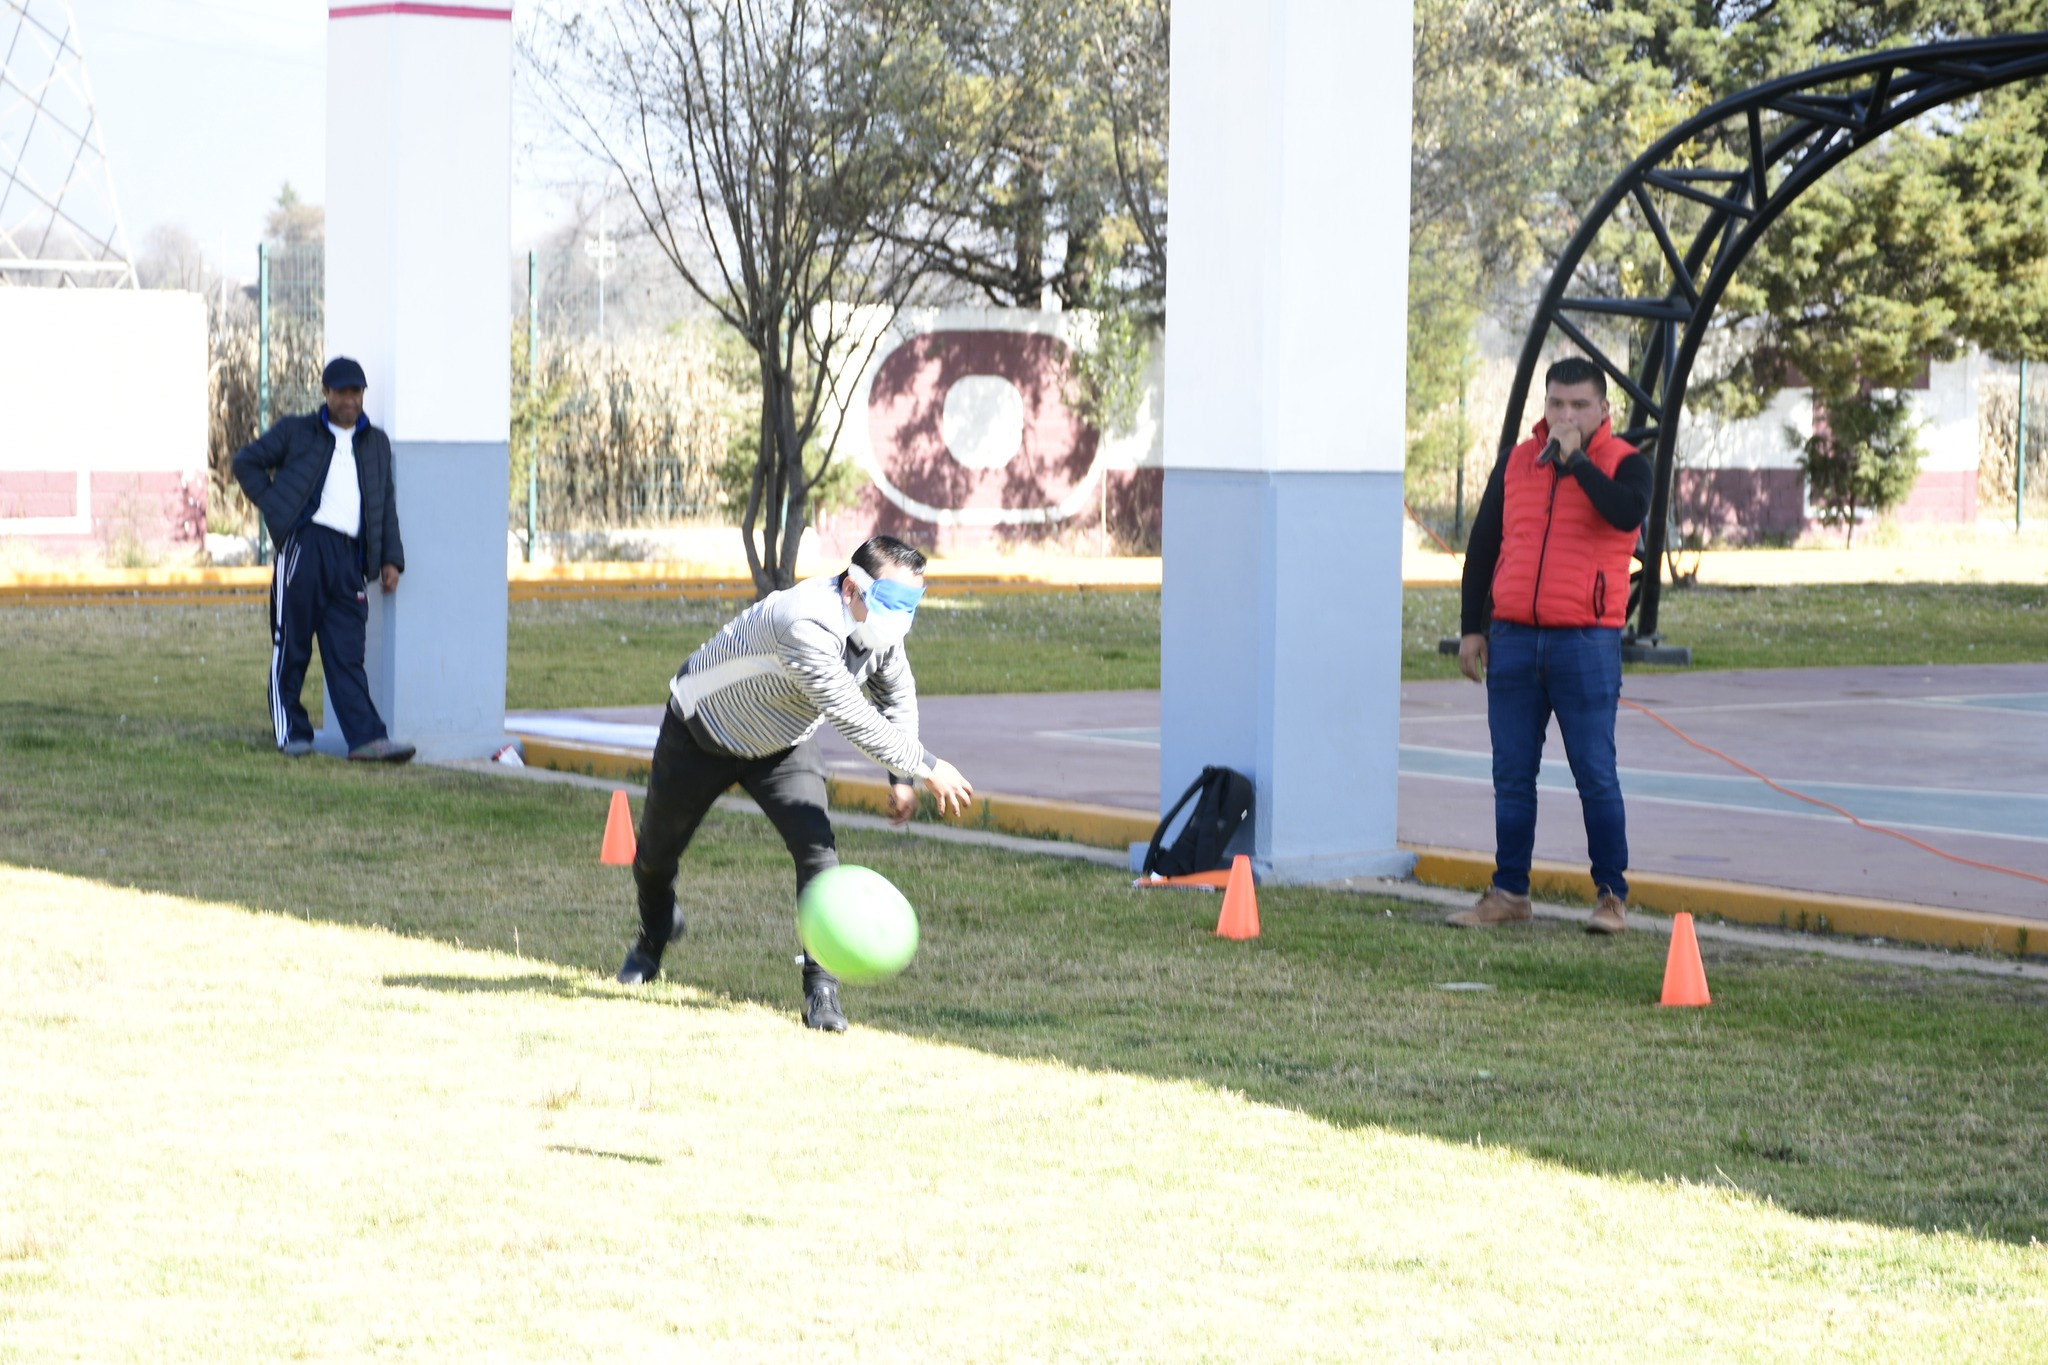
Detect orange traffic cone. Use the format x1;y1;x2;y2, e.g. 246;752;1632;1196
1215;854;1260;940
600;789;637;866
1660;911;1711;1007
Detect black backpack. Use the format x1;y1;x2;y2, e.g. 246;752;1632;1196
1140;766;1255;878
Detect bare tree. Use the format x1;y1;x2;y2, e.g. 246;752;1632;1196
136;224;208;292
264;183;325;246
529;0;1007;593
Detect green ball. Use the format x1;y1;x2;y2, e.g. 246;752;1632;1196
797;865;920;984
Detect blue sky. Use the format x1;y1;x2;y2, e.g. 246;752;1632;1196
75;0;573;279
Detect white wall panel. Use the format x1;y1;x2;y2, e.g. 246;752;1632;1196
0;290;206;474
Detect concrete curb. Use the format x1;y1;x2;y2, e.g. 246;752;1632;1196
0;562;1168;606
1334;876;2048;982
0;556;1486;605
1406;845;2046;958
436;757;1131;867
518;734;2046;962
517;737;1158;853
15;541;2048;605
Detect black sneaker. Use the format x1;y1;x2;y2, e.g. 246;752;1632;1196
616;939;662;985
801;963;847;1033
615;904;685;986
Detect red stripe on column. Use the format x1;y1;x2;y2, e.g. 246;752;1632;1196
330;4;513;19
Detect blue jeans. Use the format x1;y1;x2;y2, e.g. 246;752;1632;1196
1486;622;1628;899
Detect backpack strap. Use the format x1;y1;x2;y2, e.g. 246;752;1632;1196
1140;769;1211;878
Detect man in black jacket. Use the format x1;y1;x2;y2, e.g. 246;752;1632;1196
232;357;414;762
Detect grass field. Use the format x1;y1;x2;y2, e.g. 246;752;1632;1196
4;603;2048;1359
49;580;2029;716
516;580;2048;700
1401;580;2048;680
510;590;1164;706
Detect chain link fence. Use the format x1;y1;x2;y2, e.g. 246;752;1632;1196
514;241;740;558
204;243;323;549
1979;371;2048;529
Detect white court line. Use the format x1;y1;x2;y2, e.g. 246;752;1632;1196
1398;691;2048;725
1399;769;2048;848
1036;728;1163;749
1889;695;2048;718
1401;693;2046;724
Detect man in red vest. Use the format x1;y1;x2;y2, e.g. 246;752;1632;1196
1448;357;1653;932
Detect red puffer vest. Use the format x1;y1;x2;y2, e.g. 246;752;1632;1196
1490;418;1639;629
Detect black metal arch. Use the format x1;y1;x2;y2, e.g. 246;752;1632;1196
1503;34;2048;640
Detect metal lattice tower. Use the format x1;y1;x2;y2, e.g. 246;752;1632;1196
0;0;137;287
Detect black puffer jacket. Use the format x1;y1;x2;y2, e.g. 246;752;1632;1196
232;410;405;578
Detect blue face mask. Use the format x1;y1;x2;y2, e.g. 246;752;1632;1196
849;574;924;652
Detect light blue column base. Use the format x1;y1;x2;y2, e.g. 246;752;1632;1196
1159;468;1412;886
317;440;512;762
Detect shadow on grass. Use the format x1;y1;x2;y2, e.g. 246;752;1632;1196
380;972;722;1012
3;701;2047;1246
546;1144;666;1166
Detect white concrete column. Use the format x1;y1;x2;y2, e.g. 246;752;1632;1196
1160;0;1415;880
318;1;513;760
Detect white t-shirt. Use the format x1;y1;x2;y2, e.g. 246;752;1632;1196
312;421;363;538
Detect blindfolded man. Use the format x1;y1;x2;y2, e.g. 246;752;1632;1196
615;534;973;1030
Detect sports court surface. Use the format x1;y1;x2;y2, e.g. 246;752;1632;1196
510;662;2048;922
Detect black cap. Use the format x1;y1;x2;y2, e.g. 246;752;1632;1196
321;356;368;390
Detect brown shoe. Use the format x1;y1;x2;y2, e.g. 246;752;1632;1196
1446;886;1533;928
1586;890;1628;935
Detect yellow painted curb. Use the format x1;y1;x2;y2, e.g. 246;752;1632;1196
2;555;1477;604
0;566;270;606
518;738;654;786
823;773;1156;849
505;574;1161;603
13;541;2048;604
1405;844;2046;958
1;564;1168;605
516;735;1156;851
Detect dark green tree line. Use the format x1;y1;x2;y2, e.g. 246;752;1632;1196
1408;0;2048;533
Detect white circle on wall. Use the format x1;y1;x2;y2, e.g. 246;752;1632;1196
939;375;1027;470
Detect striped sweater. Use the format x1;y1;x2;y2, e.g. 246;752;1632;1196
669;573;937;780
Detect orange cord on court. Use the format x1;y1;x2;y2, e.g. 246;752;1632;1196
1619;699;2048;889
1405;501;1461;559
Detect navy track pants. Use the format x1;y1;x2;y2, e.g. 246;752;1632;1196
268;524;388;751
